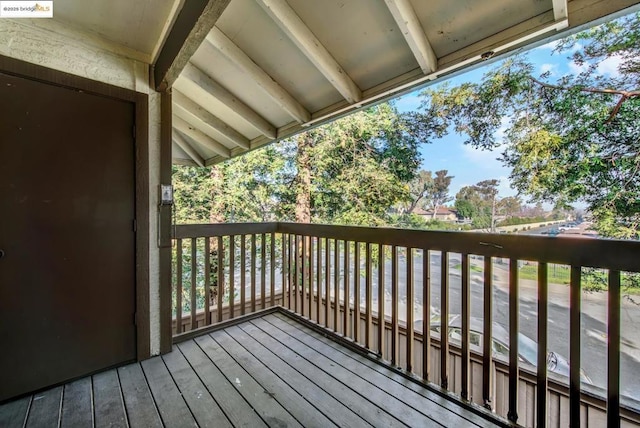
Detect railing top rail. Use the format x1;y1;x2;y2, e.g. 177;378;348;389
173;222;640;272
174;222;278;238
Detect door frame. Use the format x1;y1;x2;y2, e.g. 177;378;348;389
0;54;151;360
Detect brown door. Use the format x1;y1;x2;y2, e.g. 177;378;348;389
0;71;137;401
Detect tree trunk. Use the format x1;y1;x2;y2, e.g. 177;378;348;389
209;165;224;305
294;134;313;300
209;165;225;224
295;134;312;223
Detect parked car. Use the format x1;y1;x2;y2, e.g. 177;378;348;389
559;223;580;232
414;315;592;384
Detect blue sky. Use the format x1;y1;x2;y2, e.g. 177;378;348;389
390;38;622;207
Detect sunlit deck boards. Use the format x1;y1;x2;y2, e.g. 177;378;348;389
0;311;499;427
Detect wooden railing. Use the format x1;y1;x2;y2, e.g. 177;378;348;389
172;222;640;427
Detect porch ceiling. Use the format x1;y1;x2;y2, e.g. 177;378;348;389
169;0;640;166
22;0;639;166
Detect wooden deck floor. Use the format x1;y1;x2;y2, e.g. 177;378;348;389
0;312;501;427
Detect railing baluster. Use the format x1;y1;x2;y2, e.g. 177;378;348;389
325;238;330;329
229;236;235;319
204;237;211;326
334;239;340;333
391;246;399;366
423;249;431;382
251;234;256;313
302;235;307;318
508;258;519;423
270;232;275;307
344;241;350;339
217;237;224;323
537;262;548;428
440;251;449;389
295;235;300;314
608;269;621;428
281;234;286;308
461;253;470;401
240;235;246;315
406;248;414;373
288;234;293;309
190;238;197;330
354;242;361;344
316;237;322;325
176;238;183;334
261;233;266;310
365;243;372;349
378;244;385;358
309;236;314;320
569;266;582;428
483;256;493;410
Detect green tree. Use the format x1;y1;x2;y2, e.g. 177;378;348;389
406;170;434;214
425;170;454;219
292;103;424;226
498;196;522;218
173;102;426;228
419;12;640;238
455;179;500;230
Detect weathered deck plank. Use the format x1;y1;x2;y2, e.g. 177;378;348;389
60;377;92;428
25;386;62;428
252;317;445;427
140;356;197;427
177;340;268;428
269;312;489;427
0;396;30;428
195;333;304;428
162;346;232;428
117;363;162;428
229;323;373;427
93;369;128;428
0;311;500;428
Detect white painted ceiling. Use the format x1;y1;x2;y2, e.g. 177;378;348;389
52;0;179;61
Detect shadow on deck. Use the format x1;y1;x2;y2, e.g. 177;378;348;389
0;310;504;427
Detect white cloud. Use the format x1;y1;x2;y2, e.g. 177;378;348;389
568;60;588;75
539;63;557;76
567;54;623;78
596;55;622;78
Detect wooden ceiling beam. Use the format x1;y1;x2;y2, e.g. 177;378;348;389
256;0;362;104
553;0;569;21
173;90;250;150
173;116;231;159
205;27;310;124
384;0;438;74
153;0;232;91
172;130;205;167
179;63;277;139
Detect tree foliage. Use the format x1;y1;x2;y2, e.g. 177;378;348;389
455;179;500;230
173;103;428;227
405;169;453;216
420;12;640;238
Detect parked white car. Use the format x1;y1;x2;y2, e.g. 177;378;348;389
414;315;592;384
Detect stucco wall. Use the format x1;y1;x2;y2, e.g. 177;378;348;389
1;19;162;355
